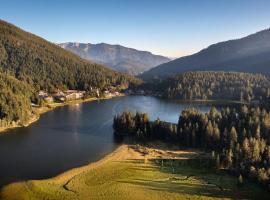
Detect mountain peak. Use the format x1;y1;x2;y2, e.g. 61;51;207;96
58;42;170;75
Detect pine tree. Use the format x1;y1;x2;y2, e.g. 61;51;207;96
252;139;261;163
238;174;244;186
255;125;261;139
206;121;214;148
213;125;220;143
216;154;220;169
226;149;233;168
229;126;238;148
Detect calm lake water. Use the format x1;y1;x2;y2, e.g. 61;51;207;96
0;96;212;186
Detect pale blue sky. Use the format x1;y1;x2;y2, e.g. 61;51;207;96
1;0;270;57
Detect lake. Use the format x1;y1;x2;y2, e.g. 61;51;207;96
0;95;212;186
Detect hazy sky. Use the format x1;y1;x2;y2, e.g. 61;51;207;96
1;0;270;57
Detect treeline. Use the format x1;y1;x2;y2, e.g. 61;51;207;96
140;71;270;102
113;107;270;189
113;112;177;140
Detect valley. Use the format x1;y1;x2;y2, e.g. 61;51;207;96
1;2;270;199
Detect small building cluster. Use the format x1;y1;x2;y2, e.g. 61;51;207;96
103;86;120;98
38;85;123;104
38;91;54;103
38;90;86;103
38;87;122;104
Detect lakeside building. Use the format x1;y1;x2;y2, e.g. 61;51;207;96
52;91;66;102
65;90;85;101
38;91;54;103
40;90;86;103
103;86;121;98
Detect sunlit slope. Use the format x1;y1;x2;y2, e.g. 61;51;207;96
141;28;270;79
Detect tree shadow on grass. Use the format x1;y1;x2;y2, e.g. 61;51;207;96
117;158;269;200
118;177;233;199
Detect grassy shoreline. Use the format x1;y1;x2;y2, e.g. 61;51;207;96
0;94;124;134
1;144;269;200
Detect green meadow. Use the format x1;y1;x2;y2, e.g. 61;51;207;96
1;145;269;200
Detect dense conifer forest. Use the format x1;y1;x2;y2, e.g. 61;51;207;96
0;20;140;92
142;71;270;102
114;107;270;190
0;72;36;126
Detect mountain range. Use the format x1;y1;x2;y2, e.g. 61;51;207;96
58;42;170;75
141;28;270;79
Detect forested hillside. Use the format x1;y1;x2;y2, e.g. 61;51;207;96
0;20;141;128
0;20;140;92
0;72;36;127
143;71;270;102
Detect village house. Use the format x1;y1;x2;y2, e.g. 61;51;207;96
103;88;121;98
43;96;54;103
65;90;85;101
104;90;112;98
52;91;66;102
38;91;48;97
53;90;86;102
38;91;54;103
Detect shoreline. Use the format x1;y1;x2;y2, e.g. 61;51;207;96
0;144;203;195
161;97;250;105
2;144;268;200
0;95;249;134
45;143;207;183
0;94;124;134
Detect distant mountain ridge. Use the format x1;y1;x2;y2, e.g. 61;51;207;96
141;28;270;79
58;42;171;75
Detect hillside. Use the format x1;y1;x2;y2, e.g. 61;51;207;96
141;28;270;79
0;20;140;92
59;42;170;75
0;19;141;128
0;72;36;126
141;71;270;102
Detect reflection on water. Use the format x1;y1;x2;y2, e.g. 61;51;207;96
0;95;212;187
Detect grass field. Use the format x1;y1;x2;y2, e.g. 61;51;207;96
1;144;269;200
